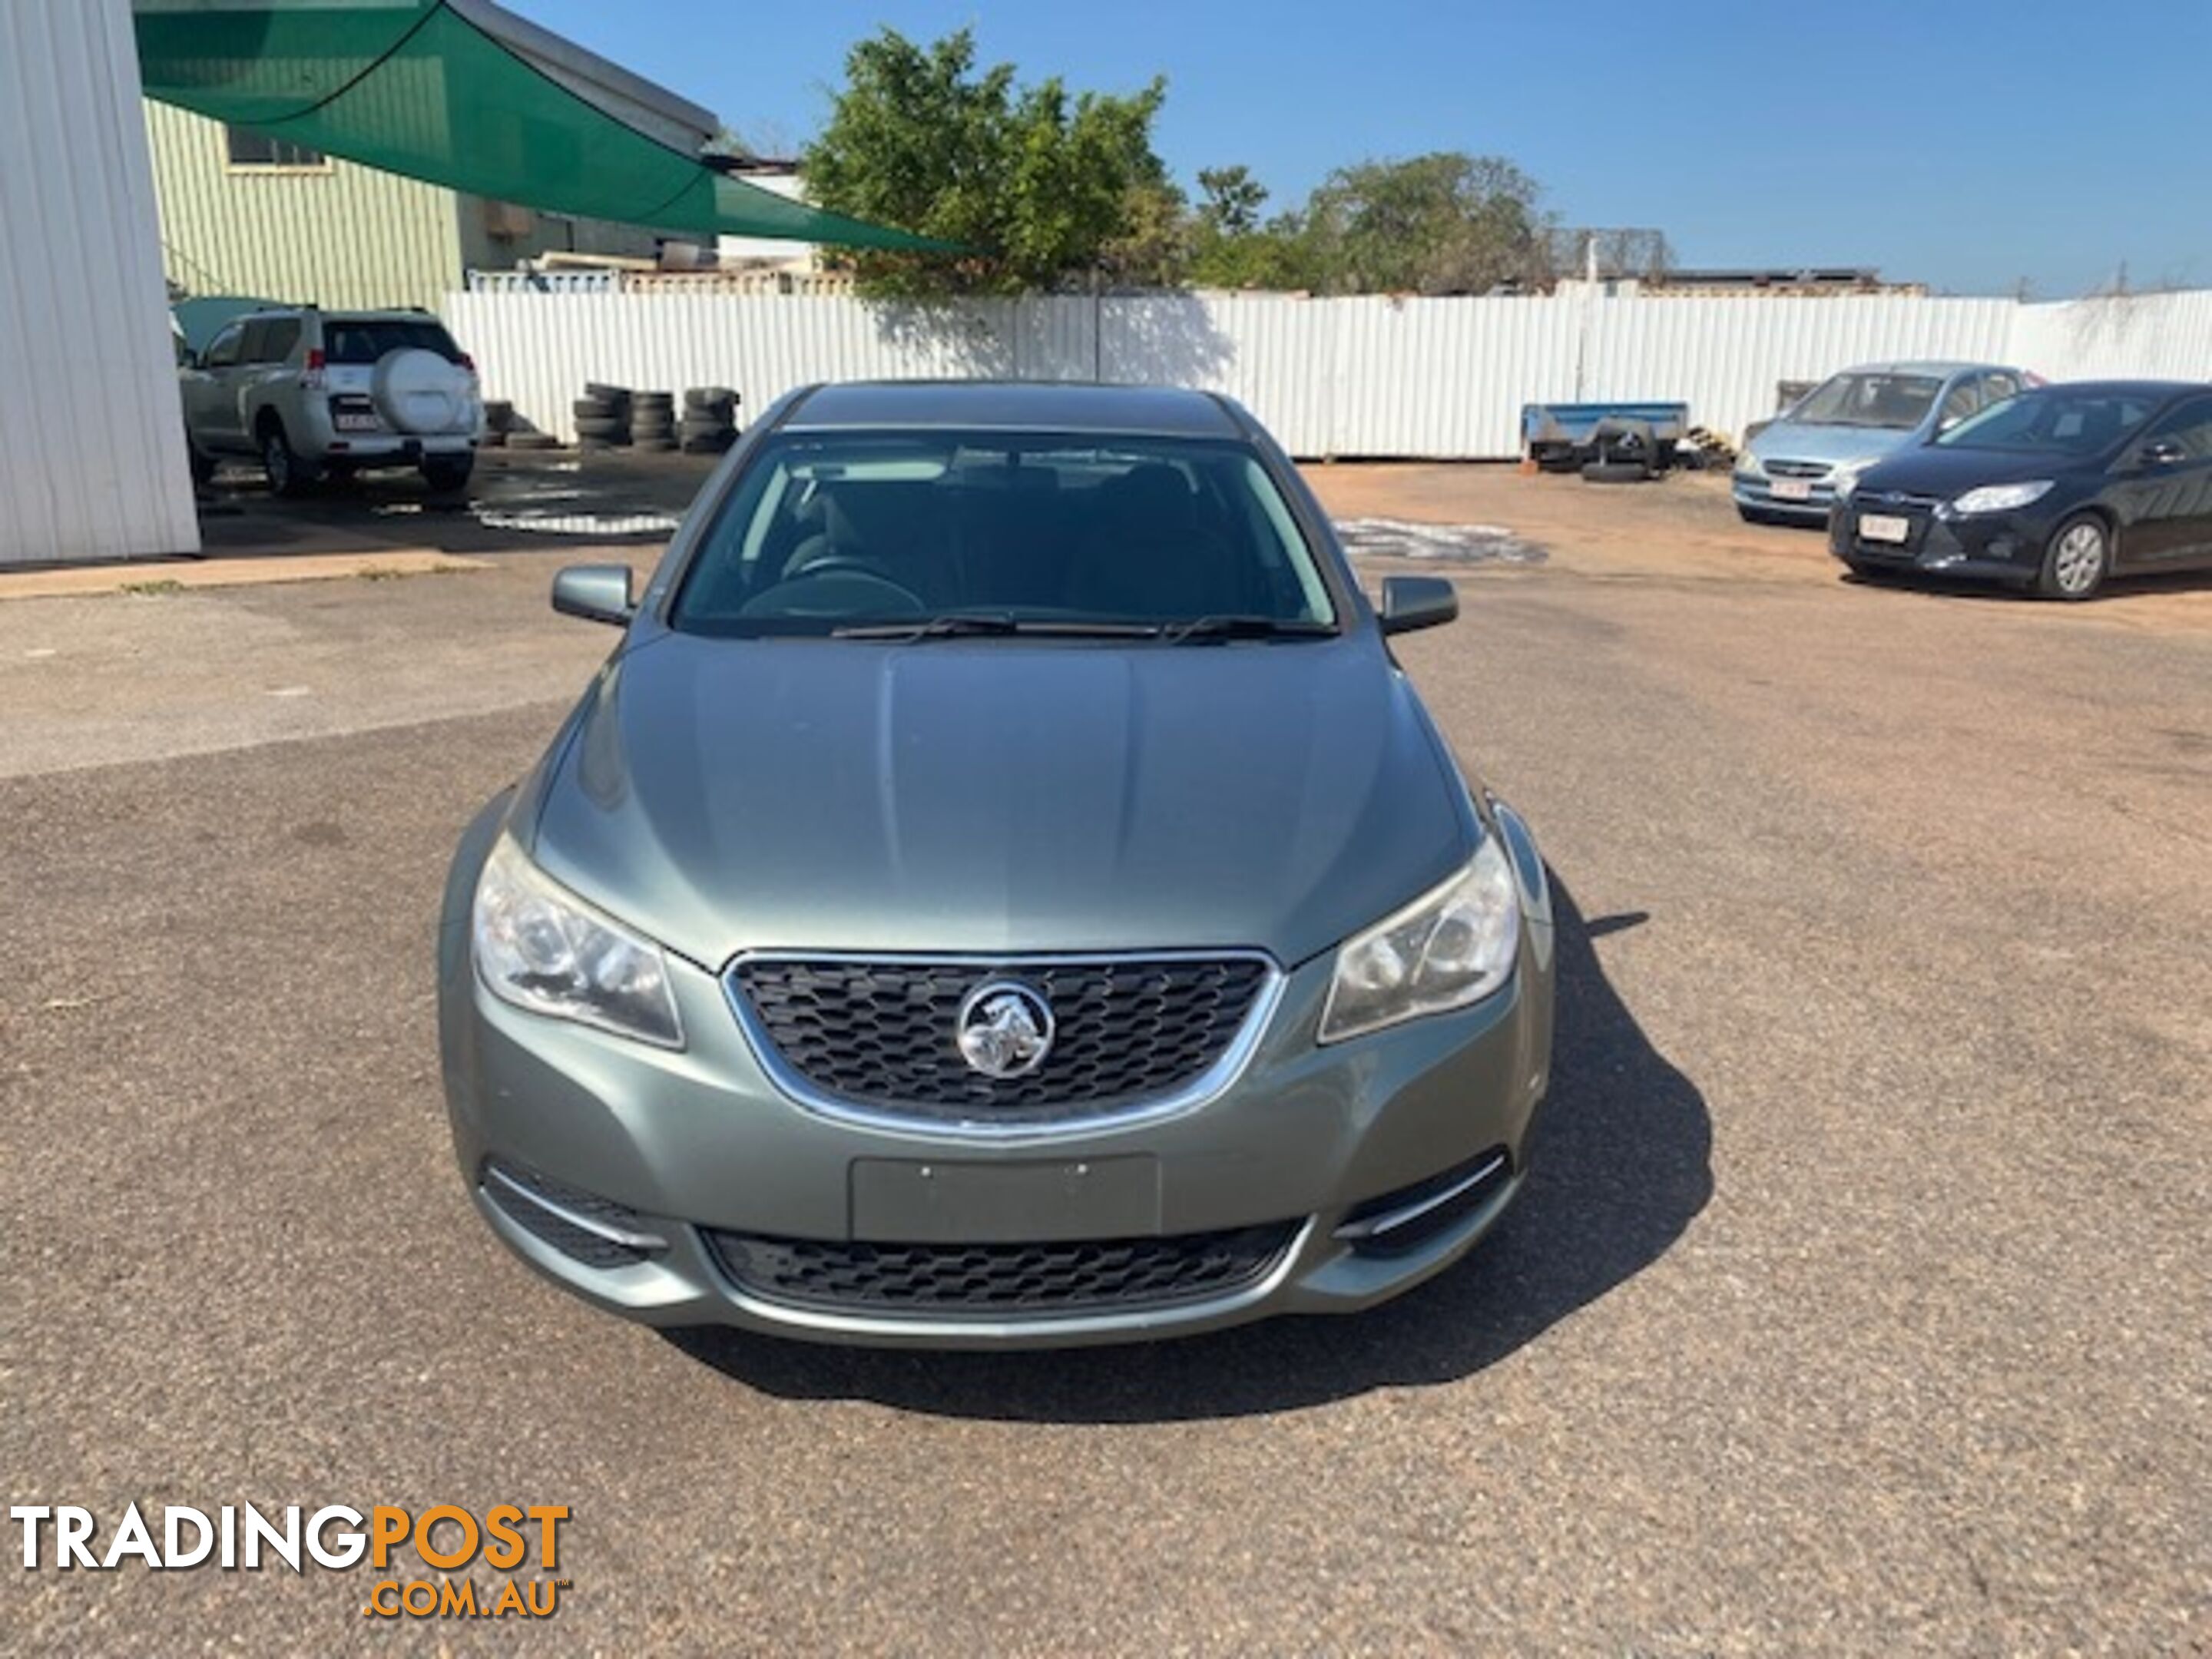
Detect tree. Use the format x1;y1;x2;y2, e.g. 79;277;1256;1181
1195;165;1267;237
1187;165;1329;290
803;28;1173;296
1303;152;1550;294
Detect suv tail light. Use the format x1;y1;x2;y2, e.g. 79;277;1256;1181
301;348;326;391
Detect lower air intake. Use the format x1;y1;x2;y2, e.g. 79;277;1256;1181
705;1224;1297;1317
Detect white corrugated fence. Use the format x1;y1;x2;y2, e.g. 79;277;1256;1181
445;283;2212;458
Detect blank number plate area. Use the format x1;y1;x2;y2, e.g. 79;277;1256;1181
850;1155;1163;1242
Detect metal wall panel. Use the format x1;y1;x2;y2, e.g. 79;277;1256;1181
445;286;2212;458
0;0;198;565
144;101;465;314
1581;295;2018;432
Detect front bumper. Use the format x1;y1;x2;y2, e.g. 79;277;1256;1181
1734;474;1838;522
1829;499;2043;587
437;840;1555;1349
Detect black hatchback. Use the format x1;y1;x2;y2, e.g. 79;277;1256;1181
1830;380;2212;599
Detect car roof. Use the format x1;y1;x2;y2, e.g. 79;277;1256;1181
1834;360;2007;377
233;307;445;323
2017;378;2208;398
783;381;1247;438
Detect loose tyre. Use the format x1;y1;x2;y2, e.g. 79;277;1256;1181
422;455;475;494
1581;459;1649;484
2037;513;2110;601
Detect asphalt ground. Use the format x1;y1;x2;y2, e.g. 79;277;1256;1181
2;460;2207;1654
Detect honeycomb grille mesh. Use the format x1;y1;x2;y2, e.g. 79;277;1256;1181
707;1224;1297;1317
730;957;1272;1121
481;1161;653;1270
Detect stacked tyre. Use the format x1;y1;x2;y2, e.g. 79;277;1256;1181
574;382;631;452
680;386;739;455
631;390;677;453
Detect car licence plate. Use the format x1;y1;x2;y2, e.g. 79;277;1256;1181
1771;477;1814;502
333;412;381;432
1859;513;1911;545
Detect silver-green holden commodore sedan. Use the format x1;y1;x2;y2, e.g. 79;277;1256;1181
438;382;1555;1348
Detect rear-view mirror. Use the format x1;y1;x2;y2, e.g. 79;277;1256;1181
1379;575;1459;636
551;563;636;627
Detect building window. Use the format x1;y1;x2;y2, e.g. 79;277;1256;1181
224;126;329;171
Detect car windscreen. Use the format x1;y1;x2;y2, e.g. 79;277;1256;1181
669;431;1340;637
322;318;464;365
1934;389;2160;455
1789;372;1945;429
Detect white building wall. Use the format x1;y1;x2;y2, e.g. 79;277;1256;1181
0;0;198;565
446;285;2212;459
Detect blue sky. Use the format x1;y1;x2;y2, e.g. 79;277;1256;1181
509;0;2210;297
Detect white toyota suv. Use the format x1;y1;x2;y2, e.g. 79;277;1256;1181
180;306;483;495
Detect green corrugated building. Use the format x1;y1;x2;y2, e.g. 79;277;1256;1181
141;0;720;312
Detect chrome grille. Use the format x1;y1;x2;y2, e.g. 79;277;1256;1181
705;1224;1298;1317
729;955;1274;1122
1765;459;1832;478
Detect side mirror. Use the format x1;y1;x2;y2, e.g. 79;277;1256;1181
1379;575;1458;636
2140;439;2186;469
551;563;635;627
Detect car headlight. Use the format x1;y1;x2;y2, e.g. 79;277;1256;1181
1320;835;1521;1043
1734;452;1767;479
1830;460;1873;500
472;834;682;1047
1952;480;2054;515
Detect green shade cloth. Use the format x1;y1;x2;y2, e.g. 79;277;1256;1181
133;0;948;250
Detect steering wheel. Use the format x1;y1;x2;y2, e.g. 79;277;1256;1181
739;567;926;618
791;553;896;584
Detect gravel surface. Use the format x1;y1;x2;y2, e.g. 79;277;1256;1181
2;465;2207;1654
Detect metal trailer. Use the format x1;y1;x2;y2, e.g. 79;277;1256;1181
1520;401;1690;479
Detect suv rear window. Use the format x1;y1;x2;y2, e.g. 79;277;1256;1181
321;318;464;365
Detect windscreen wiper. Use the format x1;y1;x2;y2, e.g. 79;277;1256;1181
1156;615;1338;644
832;613;1162;641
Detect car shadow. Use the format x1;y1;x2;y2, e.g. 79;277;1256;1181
191;451;707;561
661;876;1712;1421
1842;564;2212;604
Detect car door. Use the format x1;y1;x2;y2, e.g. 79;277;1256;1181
182;322;248;449
2110;396;2212;567
234;315;300;443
